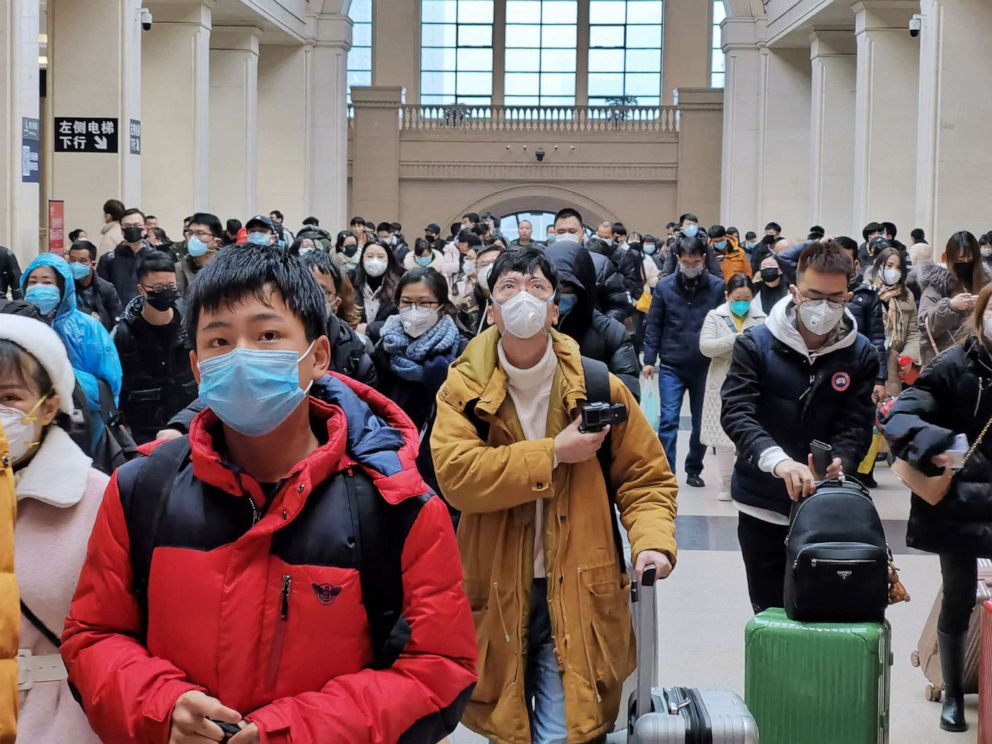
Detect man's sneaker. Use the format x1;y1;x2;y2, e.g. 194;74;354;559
717;490;732;501
686;474;705;488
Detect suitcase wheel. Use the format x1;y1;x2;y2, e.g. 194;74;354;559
910;650;920;668
925;684;942;702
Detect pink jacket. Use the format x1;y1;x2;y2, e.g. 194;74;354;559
15;426;106;744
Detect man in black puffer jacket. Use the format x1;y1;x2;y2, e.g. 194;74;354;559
721;240;876;613
581;238;631;322
547;241;641;398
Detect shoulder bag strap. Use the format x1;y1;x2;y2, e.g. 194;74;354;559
20;600;61;649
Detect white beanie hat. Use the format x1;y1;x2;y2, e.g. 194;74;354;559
0;315;76;414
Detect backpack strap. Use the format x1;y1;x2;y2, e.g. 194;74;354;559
580;356;627;574
20;600;61;648
124;436;191;626
344;471;416;669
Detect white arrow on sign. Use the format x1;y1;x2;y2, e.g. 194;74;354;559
94;135;108;150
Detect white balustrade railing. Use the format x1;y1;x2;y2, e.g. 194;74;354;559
394;104;678;133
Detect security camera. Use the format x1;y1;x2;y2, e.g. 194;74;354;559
140;8;153;31
909;14;921;38
535;148;545;162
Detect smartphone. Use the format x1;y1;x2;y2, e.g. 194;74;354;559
947;433;969;471
810;439;833;479
209;719;242;739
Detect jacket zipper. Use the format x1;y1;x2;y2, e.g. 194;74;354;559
810;558;876;568
265;574;292;690
247;495;260;525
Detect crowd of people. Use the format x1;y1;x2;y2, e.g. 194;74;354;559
0;196;990;741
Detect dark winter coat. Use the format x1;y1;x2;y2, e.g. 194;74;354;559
915;261;989;365
96;242;161;304
74;273;123;331
112;298;198;444
883;338;992;556
582;243;632;322
642;270;725;374
721;298;877;516
0;246;21;299
548;241;641;397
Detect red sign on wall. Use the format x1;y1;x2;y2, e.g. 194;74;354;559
48;200;65;255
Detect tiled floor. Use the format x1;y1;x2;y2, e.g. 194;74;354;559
451;412;979;743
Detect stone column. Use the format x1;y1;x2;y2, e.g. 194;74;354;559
676;88;724;225
48;0;143;238
809;29;857;234
209;27;259;222
719;16;765;230
0;0;41;265
350;86;402;221
662;0;712;104
307;11;351;229
852;0;920;238
915;0;992;244
141;1;211;233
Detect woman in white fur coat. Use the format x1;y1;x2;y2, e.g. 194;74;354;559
699;273;767;501
2;315;104;744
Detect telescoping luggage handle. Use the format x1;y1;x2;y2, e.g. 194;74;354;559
632;564;658;725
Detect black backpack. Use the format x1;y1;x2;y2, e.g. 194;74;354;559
123;436;409;670
784;479;889;623
465;356;627;574
90;380;140;475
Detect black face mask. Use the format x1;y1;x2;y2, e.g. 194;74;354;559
145;287;179;311
955;262;975;287
123;226;144;243
760;268;781;284
343;243;358;257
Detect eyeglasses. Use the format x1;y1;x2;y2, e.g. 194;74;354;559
492;276;554;301
398;299;440;310
189;229;214;241
799;290;847;308
141;283;178;293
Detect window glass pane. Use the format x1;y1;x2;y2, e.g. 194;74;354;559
506;49;541;71
505;72;539;96
506;24;542;47
506;0;541;23
711;0;726;87
349;47;371;71
590;1;627;24
347;0;373;103
459;24;492;46
420;1;494;102
589;49;624;72
541;72;575;95
542;48;576;71
350;0;371;22
543;2;578;23
541;24;576;48
504;95;541;106
589;25;625;48
541;95;575;107
588;2;663;103
711;49;725;74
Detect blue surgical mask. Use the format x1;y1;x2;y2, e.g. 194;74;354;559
714;240;728;250
277;239;286;250
415;255;432;267
644;243;657;255
558;294;578;318
70;262;91;281
730;299;751;318
197;343;315;437
25;284;61;315
187;235;209;257
246;232;271;247
683;224;699;238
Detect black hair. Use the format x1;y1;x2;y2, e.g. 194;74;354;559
449;222;461;237
833;236;860;260
289;235;319;256
414;237;433;256
745;231;757;241
152;227;171;244
226;218;242;235
183;216;194;226
911;228;927;244
137;252;177;280
490;248;558;293
350;215;366;227
666;222;677;230
882;221;898;239
808;225;825;240
725;273;754;295
673;234;707;257
612;223;627;236
188;212;223;239
270;210;284;221
463;212;480;225
145;215;157;221
873;247;908;286
797;240;854;279
122;207;146;222
554;207;584;226
458;229;482;247
376;221;392;233
396;267;454;315
300;249;341;284
764;221;782;233
477;243;504;260
862;221;884;241
335;230;357;251
679;213;699;225
390;222;402;232
69;240;97;261
643;234;659;244
727;226;739;237
303;216;319;226
186;244;326;346
708;225;727;239
68;229;86;243
103;199;126;221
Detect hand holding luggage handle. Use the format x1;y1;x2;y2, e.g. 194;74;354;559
632;564;658;728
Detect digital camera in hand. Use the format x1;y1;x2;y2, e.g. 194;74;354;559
580;402;628;433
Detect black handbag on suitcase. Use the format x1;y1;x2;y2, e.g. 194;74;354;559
784;478;890;623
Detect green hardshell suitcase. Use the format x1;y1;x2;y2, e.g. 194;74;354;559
745;608;892;744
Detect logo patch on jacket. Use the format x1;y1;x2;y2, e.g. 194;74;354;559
312;583;342;605
831;372;851;392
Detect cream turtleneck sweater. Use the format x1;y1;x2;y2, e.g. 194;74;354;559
497;336;559;579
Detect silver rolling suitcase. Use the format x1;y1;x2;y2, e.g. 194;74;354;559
628;565;759;743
